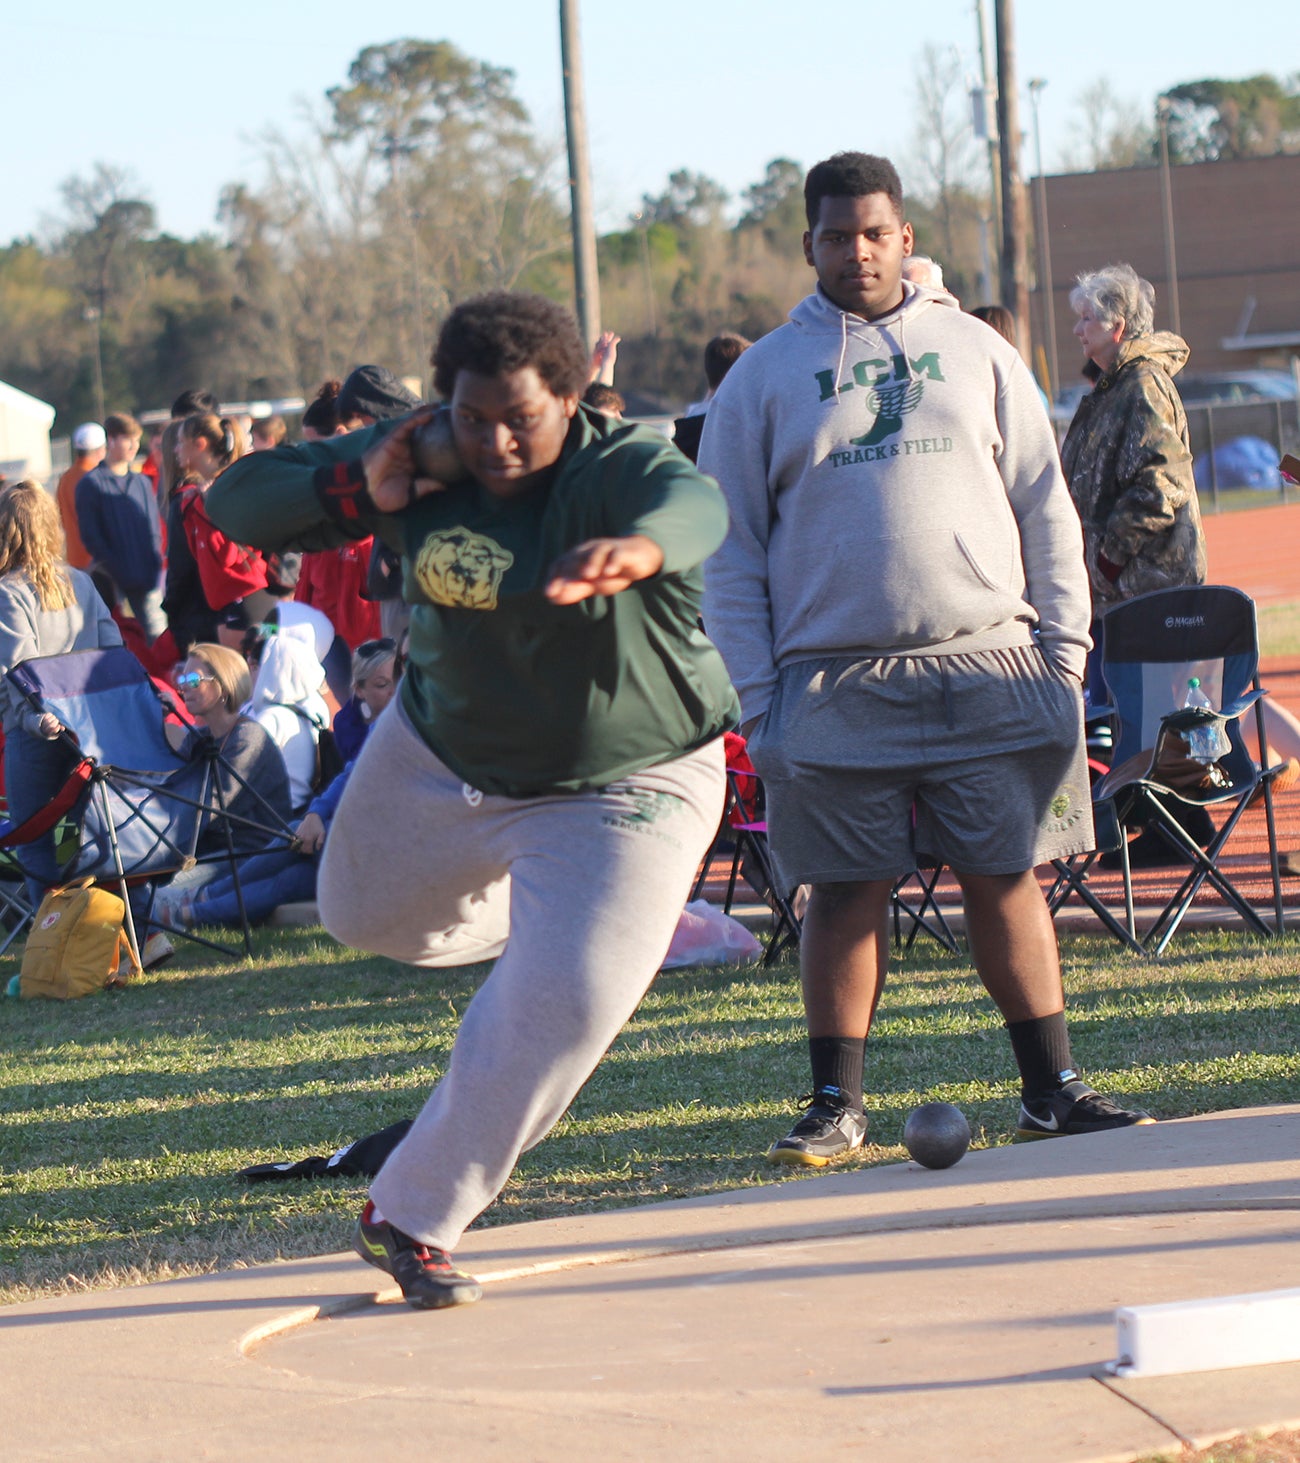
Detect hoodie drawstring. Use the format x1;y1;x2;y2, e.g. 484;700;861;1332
832;311;848;408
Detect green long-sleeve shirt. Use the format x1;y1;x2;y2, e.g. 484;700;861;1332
207;406;738;796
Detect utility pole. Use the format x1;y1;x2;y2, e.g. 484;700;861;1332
84;306;105;423
559;0;601;350
1027;79;1058;401
993;0;1030;358
1156;96;1182;336
973;0;1002;280
381;132;428;390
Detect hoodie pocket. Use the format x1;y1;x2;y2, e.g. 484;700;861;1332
955;531;1009;591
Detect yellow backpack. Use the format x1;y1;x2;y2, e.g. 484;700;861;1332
19;878;141;1000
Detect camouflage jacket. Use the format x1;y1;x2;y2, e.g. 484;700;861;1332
1060;332;1206;612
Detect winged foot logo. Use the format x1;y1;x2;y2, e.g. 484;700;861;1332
815;351;952;458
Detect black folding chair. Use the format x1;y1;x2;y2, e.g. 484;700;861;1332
691;767;802;966
891;862;961;956
1049;585;1285;955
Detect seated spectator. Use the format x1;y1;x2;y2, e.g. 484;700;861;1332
248;634;329;815
166;747;357;931
0;481;122;910
154;642;293;916
332;637;399;763
264;597;351;708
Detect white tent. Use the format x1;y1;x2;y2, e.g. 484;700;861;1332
0;379;57;484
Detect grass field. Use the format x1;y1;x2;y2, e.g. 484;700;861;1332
3;924;1298;1307
1258;599;1300;659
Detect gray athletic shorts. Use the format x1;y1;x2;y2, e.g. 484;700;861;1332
746;643;1094;886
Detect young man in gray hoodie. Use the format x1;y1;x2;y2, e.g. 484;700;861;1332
699;152;1153;1165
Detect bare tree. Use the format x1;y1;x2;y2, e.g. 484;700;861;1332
904;44;983;267
218;40;568;393
1059;79;1155;171
55;163;156;320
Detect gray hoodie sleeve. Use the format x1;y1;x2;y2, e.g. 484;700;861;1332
698;369;780;728
994;357;1093;679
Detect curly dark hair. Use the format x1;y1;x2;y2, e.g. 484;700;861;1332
804;152;904;230
432;292;589;401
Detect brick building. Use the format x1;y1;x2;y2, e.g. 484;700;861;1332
1035;153;1300;393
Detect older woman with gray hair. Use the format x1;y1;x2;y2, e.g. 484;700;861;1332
1061;262;1205;614
1061;262;1211;864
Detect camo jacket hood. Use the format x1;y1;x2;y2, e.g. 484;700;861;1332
1060;331;1205;612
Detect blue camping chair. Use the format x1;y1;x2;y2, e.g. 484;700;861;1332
3;647;297;963
1048;585;1285;954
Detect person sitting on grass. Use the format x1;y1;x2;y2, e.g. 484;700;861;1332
169;636;406;931
0;481;121;912
332;636;400;763
165;752;355;931
248;634;330;816
153;643;293;920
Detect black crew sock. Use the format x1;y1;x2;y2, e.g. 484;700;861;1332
1005;1013;1077;1099
808;1036;865;1111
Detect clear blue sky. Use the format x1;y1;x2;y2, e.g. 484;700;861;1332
4;1;1292;244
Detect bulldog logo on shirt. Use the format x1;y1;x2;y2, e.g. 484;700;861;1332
414;528;514;610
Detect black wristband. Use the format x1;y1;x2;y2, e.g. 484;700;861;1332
314;458;374;525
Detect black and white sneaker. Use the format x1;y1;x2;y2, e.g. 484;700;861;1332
1017;1078;1155;1140
766;1087;867;1167
353;1201;483;1309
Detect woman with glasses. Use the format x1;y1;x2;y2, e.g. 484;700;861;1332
163;645;405;932
0;481;121;908
209;290;737;1311
153;643;293;918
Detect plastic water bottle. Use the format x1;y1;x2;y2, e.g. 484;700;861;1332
1181;677;1226;775
1183;677;1213;710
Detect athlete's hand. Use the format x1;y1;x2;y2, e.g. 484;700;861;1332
293;812;327;854
544;535;664;604
36;713;63;739
361;407;448;513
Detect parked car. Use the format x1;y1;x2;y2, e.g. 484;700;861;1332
1176;369;1298;407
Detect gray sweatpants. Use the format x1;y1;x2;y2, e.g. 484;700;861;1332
317;701;725;1252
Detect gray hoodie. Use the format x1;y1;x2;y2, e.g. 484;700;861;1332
699;283;1091;725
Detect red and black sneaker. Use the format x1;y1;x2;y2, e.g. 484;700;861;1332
352;1201;483;1309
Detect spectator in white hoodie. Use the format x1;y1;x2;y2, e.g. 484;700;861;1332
249;634;329;815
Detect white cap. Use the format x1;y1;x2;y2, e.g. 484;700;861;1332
72;423;107;452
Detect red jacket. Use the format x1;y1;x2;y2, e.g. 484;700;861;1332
178;485;268;610
295;539;380;650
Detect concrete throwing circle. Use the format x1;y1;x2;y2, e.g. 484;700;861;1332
255;1209;1300;1463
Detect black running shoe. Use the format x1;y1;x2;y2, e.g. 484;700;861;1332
353;1201;483;1309
766;1087;867;1167
1017;1078;1155;1140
